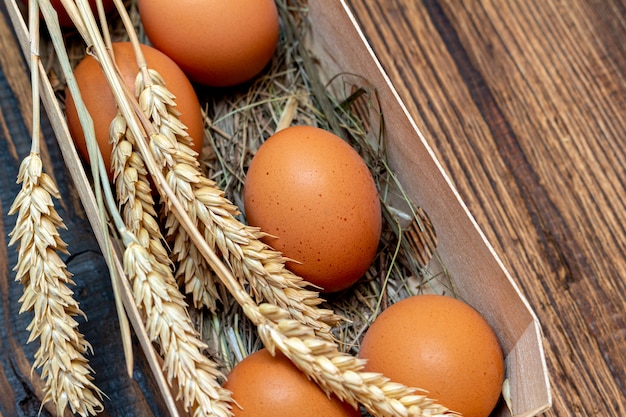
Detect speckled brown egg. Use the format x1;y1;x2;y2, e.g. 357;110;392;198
223;349;360;417
359;294;505;417
243;125;382;293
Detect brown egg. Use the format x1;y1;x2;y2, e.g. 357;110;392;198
65;42;204;176
243;126;382;293
138;0;279;87
359;294;505;417
224;349;360;417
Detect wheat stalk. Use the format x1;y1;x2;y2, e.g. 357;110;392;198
9;153;104;417
7;3;104;414
136;69;222;312
110;113;234;417
134;70;341;338
116;134;453;417
127;145;454;417
110;0;222;311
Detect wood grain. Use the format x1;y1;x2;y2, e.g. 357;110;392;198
1;0;625;416
346;0;626;415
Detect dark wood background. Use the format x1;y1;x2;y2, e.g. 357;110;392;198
1;0;625;416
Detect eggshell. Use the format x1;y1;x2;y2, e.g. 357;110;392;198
224;349;360;417
65;42;204;176
137;0;279;87
359;294;505;417
243;125;382;292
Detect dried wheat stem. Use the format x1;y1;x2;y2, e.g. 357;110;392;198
9;154;104;417
110;114;233;417
136;71;341;339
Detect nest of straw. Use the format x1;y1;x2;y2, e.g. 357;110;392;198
9;0;458;416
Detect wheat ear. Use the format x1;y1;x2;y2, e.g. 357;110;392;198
134;68;222;311
110;113;170;267
137;71;341;339
218;283;451;417
9;154;104;417
110;114;233;417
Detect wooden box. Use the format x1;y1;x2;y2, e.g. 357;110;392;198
3;0;551;416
